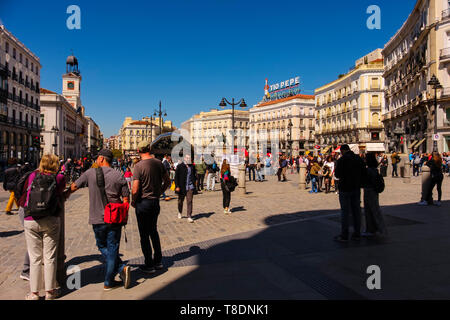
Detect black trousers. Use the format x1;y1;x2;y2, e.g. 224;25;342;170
221;183;231;208
135;198;162;267
248;167;255;181
196;174;205;191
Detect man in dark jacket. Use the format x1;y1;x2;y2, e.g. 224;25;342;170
334;144;366;242
175;154;197;223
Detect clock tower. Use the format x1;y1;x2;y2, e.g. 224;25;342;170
62;55;83;113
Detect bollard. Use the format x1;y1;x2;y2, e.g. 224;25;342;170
238;163;246;195
299;163;306;190
402;155;411;184
421;165;432;203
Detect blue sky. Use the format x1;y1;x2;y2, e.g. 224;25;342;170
0;0;415;137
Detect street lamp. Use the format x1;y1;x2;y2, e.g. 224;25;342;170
219;97;247;154
154;101;167;136
287;119;293;156
428;74;442;152
51;126;59;156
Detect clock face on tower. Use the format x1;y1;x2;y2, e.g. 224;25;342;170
67;81;75;90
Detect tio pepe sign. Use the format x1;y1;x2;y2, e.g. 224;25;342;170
269;76;300;93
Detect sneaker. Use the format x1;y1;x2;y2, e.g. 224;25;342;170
165;197;171;201
188;218;194;223
178;213;182;219
104;280;123;291
334;235;349;243
5;211;13;215
418;201;428;206
25;292;40;300
20;273;30;281
138;265;155;274
45;289;60;300
120;265;131;289
436;201;442;207
154;263;163;270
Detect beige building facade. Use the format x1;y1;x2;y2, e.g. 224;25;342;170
383;0;450;153
40;88;88;159
181;108;249;156
315;49;385;153
119;116;173;156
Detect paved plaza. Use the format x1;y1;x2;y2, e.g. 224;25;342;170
1;171;450;300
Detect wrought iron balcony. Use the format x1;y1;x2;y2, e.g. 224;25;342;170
440;47;450;60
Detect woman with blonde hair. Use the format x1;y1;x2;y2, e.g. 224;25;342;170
23;154;66;300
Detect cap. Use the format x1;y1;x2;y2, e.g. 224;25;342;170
137;140;151;153
96;149;113;161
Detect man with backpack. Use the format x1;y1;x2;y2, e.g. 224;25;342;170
69;149;131;291
391;151;401;177
205;158;219;191
3;159;21;215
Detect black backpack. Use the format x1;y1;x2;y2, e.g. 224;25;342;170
227;176;238;192
24;172;59;217
14;170;34;201
372;169;385;194
3;167;21;191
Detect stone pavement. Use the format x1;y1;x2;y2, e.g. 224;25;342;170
1;171;450;299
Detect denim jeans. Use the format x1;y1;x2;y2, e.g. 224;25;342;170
92;224;126;286
256;169;263;181
310;175;318;192
338;189;361;238
135;198;162;267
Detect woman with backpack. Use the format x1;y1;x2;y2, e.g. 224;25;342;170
23;154;67;300
220;159;233;214
363;153;387;237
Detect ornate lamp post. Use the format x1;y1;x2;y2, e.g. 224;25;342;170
219;97;247;154
154;101;167;136
428;74;442;153
51;126;59;156
287;119;293;156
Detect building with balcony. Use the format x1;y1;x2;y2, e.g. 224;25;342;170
249;94;315;156
315;49;385;153
383;0;450;153
119;116;174;157
86;116;102;156
181;108;249;157
0;24;41;164
40;88;88;159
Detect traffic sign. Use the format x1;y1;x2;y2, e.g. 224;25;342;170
314;145;321;149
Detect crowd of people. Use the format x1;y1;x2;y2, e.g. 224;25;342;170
2;143;449;300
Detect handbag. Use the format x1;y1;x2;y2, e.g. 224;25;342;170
96;168;129;225
170;181;176;191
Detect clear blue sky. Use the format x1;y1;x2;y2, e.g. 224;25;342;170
0;0;415;137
